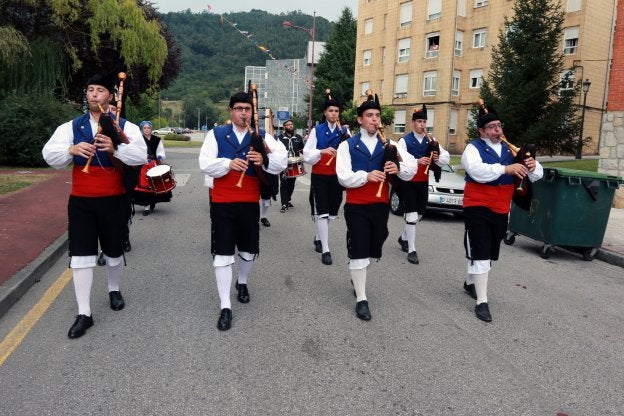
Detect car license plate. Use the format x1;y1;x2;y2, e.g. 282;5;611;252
439;196;462;205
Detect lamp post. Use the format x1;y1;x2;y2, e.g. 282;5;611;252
575;78;591;159
283;12;316;133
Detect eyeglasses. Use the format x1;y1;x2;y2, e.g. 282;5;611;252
485;123;504;130
232;106;252;113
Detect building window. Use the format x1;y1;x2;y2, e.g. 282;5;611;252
382;47;386;64
559;70;574;95
423;71;437;96
457;0;466;16
563;27;579;55
398;38;410;63
363;50;372;66
426;33;440;58
426;109;435;133
474;0;488;7
428;0;442;20
469;69;483;89
449;110;458;135
473;29;486;48
452;71;460;96
395;74;408;98
566;0;581;12
383;13;387;30
394;110;407;134
399;2;412;27
455;31;463;56
364;18;373;35
361;82;371;96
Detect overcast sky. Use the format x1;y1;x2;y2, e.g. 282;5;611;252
151;0;359;21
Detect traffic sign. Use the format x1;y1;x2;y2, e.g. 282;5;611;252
276;111;290;120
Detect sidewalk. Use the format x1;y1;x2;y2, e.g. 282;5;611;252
0;167;623;319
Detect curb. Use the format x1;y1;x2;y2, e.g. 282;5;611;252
0;233;68;319
596;248;624;268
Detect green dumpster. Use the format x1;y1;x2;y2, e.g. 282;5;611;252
504;167;622;261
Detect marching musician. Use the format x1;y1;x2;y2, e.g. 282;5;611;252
461;104;543;322
395;104;450;264
278;119;305;213
199;91;287;331
42;71;146;338
335;92;416;321
132;120;173;216
302;91;348;265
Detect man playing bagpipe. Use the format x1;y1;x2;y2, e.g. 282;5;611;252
336;91;416;321
199;90;287;331
461;102;543;322
395;104;450;264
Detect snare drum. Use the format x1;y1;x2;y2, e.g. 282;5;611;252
285;156;305;178
146;164;176;194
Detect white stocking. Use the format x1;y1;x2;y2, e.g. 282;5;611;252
72;267;93;316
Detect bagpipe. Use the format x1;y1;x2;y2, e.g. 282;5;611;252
236;82;272;188
476;99;536;210
376;124;401;198
423;133;442;182
325;88;351;166
82;72;130;173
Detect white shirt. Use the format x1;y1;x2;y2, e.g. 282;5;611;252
302;122;339;165
397;132;451;167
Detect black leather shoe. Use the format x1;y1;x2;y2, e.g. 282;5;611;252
398;236;408;253
407;251;419;264
217;308;232;331
321;252;332;265
67;314;94;338
475;303;492;322
314;239;322;253
355;300;371;321
97;252;106;266
235;281;250;303
260;218;271;227
109;291;125;311
280;205;287;213
287;202;294;208
124;239;132;253
463;282;477;300
142;208;151;216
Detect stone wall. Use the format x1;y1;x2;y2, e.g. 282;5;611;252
599;111;624;208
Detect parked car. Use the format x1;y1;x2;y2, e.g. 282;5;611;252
153;127;173;136
390;163;465;217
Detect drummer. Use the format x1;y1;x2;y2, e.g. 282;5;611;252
278;119;305;213
132;120;173;216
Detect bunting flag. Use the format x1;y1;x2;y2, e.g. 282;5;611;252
206;4;313;86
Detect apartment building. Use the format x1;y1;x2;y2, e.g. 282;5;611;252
353;0;616;155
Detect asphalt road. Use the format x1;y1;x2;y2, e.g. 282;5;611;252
0;147;623;415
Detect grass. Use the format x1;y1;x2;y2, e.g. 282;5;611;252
163;139;202;148
0;172;53;195
449;156;598;174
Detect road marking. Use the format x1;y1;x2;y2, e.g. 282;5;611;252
174;173;190;186
0;268;72;365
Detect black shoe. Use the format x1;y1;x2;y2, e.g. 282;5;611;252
322;252;332;265
109;291;125;311
142;208;151;216
287;202;294;208
217;308;232;331
260;218;271;227
280;205;287;213
475;303;492;322
235;281;250;303
314;239;322;253
407;251;419;264
398;236;408;253
67;314;94;339
463;282;477;300
97;252;106;266
355;300;371;321
124;239;132;253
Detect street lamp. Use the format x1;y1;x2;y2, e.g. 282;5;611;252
575;78;591;159
283;12;316;133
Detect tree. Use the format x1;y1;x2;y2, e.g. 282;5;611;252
311;7;357;123
341;100;395;135
478;0;581;155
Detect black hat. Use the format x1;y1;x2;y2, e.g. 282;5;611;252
229;91;252;108
85;71;117;93
477;104;501;128
322;89;341;111
357;89;381;116
412;104;427;121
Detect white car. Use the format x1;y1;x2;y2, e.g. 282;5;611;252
390;163;465;217
153;127;174;136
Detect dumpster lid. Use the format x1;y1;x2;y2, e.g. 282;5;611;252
545;167;622;181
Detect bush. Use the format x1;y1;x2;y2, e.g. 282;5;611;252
0;93;79;167
163;133;190;141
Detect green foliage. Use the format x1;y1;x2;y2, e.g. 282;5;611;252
0;93;79;167
311;8;357;123
480;0;581;155
0;26;30;63
341;100;395;134
161;10;333;104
